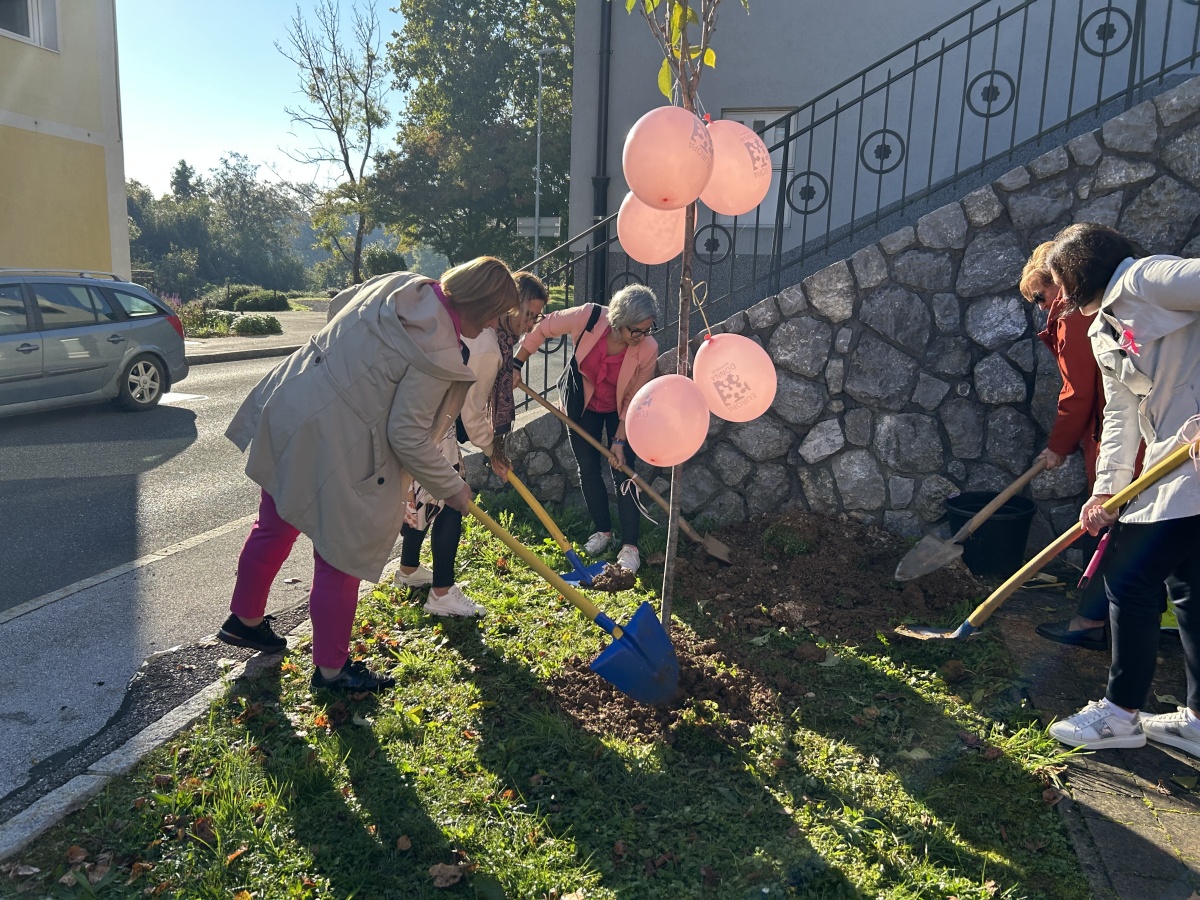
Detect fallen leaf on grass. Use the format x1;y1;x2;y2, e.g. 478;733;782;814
957;731;984;749
817;650;841;667
233;892;252;900
66;846;88;865
1042;788;1063;807
899;748;932;761
86;859;110;885
5;865;40;877
982;746;1004;761
152;774;173;788
225;844;248;865
1155;779;1174;796
1155;693;1184;707
611;840;629;860
396;836;412;851
429;863;464;888
999;823;1008;842
190;817;216;845
125;861;153;884
59;872;78;886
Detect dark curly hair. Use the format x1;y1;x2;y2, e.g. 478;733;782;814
1046;223;1140;313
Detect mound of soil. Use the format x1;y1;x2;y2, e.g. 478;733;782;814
588;563;637;592
547;510;981;742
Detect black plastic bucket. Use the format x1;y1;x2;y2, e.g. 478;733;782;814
943;491;1037;579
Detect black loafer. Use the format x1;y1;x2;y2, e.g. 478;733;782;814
311;659;396;693
1035;618;1108;651
218;614;287;653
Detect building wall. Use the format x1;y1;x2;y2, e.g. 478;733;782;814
475;75;1200;558
0;0;129;276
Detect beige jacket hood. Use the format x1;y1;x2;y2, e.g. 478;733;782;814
226;272;475;581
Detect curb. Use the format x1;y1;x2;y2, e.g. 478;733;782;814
0;561;401;863
186;345;302;366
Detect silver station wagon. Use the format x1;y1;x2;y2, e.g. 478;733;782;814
0;270;189;418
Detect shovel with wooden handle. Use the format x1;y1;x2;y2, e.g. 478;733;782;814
517;381;733;564
895;439;1196;640
505;470;607;586
894;458;1049;581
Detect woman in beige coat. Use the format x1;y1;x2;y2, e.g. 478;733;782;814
1044;224;1200;759
217;258;518;693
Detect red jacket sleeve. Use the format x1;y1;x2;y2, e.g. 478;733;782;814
1046;308;1103;458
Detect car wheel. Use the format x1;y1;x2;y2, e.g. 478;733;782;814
116;354;166;411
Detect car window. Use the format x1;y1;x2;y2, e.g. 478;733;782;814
0;284;30;336
110;288;162;318
89;287;120;323
32;283;99;329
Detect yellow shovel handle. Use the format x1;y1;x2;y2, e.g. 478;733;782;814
466;501;623;639
505;471;572;553
966;439;1197;628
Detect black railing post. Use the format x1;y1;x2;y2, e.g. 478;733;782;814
1125;0;1147;108
769;114;793;297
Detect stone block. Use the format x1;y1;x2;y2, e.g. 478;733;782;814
914;475;958;522
798;467;839;514
884;510;923;538
888;475;915;508
962;186;1004;226
1028;146;1070;179
874;413;944;473
824;358;845;394
704;489;747;524
845;333;918;410
941;397;984;459
1076;192;1124;229
964;295;1028;349
746;464;790;517
844;407;872;446
831;448;886;510
798;418;845;464
892;250;954;292
1006;338;1035;373
851;244;889;290
680;465;721;515
974;353;1027;404
525;450;553;477
1094;156;1158;192
711;441;752;486
925;335;973;377
769;317;833;378
1119;176;1200;255
776;284;807;317
802;260;857;323
746;296;781;330
1032;454;1088;499
916;202;969;249
861;285;931;353
956;231;1027;297
986;406;1036;474
995;166;1031;191
1068;130;1103;167
1100;100;1159;155
932;293;961;331
1163;126;1200;188
912;374;950;410
771;371;827;426
1006;177;1074;231
879;225;916;254
834;326;854;353
728;416;795;462
1154;74;1200;128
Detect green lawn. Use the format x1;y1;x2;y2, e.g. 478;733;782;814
6;499;1087;899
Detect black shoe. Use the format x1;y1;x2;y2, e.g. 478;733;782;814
311;659;396;693
217;614;287;653
1035;618;1108;651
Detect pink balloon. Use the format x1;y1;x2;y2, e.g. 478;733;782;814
622;106;714;210
699;119;773;217
625;374;710;467
692;333;778;422
616;192;685;265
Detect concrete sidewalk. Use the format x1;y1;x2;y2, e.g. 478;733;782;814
184;309;328;365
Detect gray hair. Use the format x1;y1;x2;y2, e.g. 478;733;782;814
607;284;658;329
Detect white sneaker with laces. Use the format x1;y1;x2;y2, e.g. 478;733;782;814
394;565;434;588
616;544;640;573
423;584;485;617
584;531;613;555
1049;698;1146;749
1142;707;1200;758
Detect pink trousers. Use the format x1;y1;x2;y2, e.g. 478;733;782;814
230;491;361;670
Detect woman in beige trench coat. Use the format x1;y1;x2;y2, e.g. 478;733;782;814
216;258;518;693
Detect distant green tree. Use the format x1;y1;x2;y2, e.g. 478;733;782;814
169;160;205;201
361;242;408;277
278;0;391;284
372;0;572;264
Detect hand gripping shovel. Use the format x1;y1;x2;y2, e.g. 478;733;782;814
517;382;733;564
895;439;1196;641
467;500;680;704
894;458;1048;581
505;470;607;586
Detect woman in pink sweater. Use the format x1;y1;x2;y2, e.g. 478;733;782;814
513;285;659;573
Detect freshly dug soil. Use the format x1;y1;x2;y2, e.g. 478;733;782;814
588;563;637;592
547;510;981;742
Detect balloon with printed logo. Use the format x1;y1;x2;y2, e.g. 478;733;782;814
616;192;686;265
692;333;778;422
699;119;773;217
625;374;710;467
622;106;714;210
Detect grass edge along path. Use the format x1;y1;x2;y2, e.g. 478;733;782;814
3;500;1088;899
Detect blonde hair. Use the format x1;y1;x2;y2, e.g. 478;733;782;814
1018;241;1055;302
441;257;519;327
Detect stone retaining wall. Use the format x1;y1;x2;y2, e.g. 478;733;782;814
465;76;1200;553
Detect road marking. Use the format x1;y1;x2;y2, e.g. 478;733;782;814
159;392;206;406
0;514;258;626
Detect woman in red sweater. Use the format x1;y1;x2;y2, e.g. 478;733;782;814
1020;241;1108;649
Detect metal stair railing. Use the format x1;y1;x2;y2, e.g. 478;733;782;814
517;0;1197;412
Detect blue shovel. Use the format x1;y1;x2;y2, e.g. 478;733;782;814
506;470;607;586
467;500;679;705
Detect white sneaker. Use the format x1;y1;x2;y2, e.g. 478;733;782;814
1049;698;1146;749
394;565;434;588
584;531;613;555
616;545;640;573
423;584;485;617
1143;707;1200;758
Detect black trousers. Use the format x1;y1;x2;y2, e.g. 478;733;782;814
399;507;464;590
1103;514;1200;712
569;408;642;544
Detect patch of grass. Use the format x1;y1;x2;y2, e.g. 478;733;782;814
8;502;1088;899
762;522;814;560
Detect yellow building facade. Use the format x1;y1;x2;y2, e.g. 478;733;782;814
0;0;129;277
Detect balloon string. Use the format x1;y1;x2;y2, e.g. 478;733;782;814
690;280;713;337
1177;413;1200;470
620;478;660;525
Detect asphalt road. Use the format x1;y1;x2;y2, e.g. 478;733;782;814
0;359;278;612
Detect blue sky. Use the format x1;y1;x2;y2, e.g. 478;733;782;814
115;0;404;196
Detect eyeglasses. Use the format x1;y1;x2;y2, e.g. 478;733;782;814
529;313;546;323
626;324;658;337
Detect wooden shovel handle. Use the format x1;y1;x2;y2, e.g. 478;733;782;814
966;439;1196;628
950;457;1049;543
516;382;708;545
506;470;572;553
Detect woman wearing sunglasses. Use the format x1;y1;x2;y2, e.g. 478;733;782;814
513;284;659;573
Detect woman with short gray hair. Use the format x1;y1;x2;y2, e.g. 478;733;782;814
514;286;660;573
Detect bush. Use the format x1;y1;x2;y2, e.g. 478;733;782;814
233;289;290;312
232;314;282;336
177;301;231;338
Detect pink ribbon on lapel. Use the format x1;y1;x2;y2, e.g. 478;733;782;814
1118;328;1140;356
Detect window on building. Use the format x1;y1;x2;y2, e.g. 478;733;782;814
0;0;58;50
